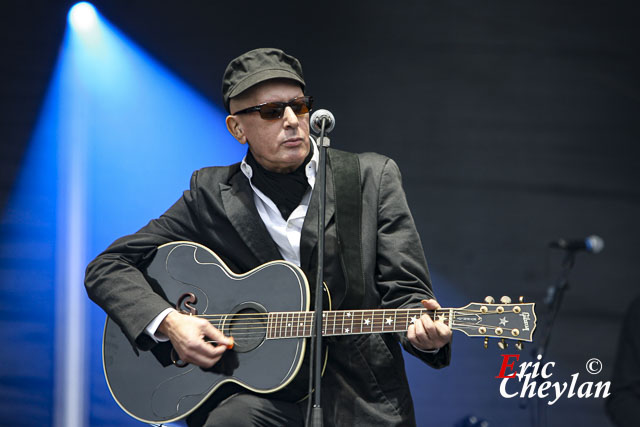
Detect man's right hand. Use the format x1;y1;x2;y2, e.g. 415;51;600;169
157;311;234;368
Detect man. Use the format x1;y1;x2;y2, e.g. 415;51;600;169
85;48;452;426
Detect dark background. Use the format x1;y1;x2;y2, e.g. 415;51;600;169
2;1;639;426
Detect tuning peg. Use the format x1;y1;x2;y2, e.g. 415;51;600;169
484;337;489;349
498;339;508;350
484;296;495;304
515;341;524;351
518;296;524;303
500;296;512;304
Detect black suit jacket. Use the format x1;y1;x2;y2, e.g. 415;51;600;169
85;149;451;426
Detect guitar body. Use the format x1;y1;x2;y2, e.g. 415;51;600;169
103;241;311;424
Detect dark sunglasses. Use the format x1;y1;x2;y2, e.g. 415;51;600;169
232;96;313;120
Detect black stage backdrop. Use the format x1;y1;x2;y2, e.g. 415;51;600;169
2;1;639;426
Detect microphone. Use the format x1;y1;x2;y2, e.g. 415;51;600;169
310;109;335;134
548;235;604;253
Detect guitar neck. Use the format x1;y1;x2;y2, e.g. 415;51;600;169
267;308;451;339
266;302;536;342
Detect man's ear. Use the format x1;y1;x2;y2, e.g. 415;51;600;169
226;115;247;144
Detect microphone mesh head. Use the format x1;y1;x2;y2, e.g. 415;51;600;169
586;235;604;253
310;109;335;134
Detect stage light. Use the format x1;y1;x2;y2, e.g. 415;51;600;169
68;2;97;32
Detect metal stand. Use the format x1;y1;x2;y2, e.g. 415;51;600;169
310;122;330;427
530;250;576;427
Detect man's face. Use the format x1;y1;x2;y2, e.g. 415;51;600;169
227;80;310;173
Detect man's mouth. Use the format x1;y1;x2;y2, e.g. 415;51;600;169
282;137;303;146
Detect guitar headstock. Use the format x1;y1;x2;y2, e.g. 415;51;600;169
451;296;536;350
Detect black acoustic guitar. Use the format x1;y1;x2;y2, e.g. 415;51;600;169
103;241;537;424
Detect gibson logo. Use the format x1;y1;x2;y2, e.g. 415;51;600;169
456;314;481;324
520;312;530;331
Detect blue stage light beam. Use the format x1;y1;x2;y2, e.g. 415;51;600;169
70;12;245;426
0;4;244;427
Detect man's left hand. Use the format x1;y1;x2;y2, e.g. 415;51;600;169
407;299;452;351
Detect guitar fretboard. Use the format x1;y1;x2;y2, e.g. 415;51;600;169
266;309;451;339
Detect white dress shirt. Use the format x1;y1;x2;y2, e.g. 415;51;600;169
239;140;318;266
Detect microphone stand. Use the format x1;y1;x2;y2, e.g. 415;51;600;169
311;119;330;427
529;249;576;427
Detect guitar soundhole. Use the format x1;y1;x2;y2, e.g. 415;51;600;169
225;302;267;353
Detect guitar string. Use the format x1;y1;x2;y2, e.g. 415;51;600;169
201;323;526;346
194;308;521;319
192;310;522;328
197;319;524;336
181;308;526;338
191;311;522;329
200;319;521;331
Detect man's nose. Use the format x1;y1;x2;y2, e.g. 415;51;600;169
282;106;299;128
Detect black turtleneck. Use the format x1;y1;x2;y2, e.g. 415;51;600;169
245;146;314;220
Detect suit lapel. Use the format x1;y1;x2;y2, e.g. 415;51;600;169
300;161;336;272
220;172;282;264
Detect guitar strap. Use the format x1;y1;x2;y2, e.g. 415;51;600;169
327;148;365;309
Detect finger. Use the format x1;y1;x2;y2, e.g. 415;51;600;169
202;321;234;349
421;298;441;310
434;321;452;342
420;313;438;339
184;337;230;367
407;324;428;350
407;324;416;342
180;324;229;367
413;314;431;346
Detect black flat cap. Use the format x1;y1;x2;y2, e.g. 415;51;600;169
222;48;305;113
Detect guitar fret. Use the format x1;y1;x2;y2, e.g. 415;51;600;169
273;313;278;338
272;313;277;338
295;312;300;338
325;312;329;336
371;310;377;333
332;311;337;336
408;309;417;330
322;312;327;336
350;311;355;335
332;311;336;336
370;310;374;333
267;313;271;339
322;312;326;336
277;313;281;338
